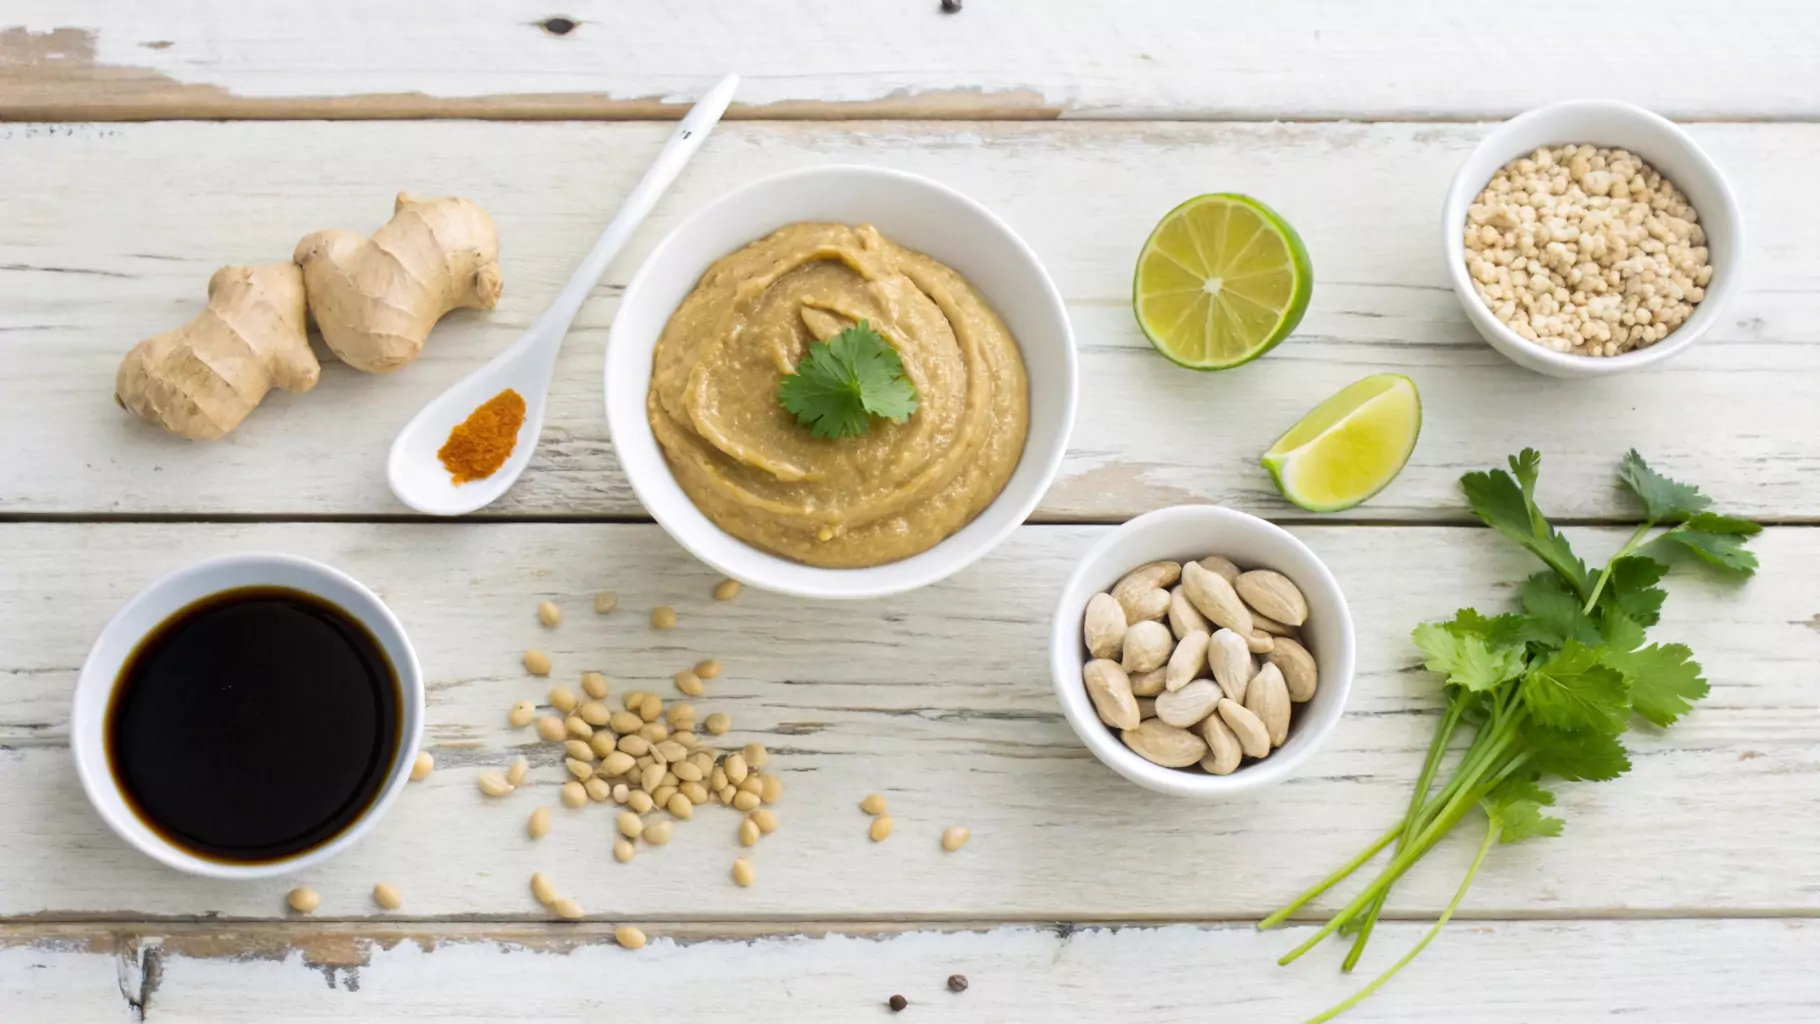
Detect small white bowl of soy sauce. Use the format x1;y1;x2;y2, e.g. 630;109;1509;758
71;553;423;878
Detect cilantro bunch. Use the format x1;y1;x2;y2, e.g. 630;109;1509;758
1262;450;1759;1022
777;321;919;440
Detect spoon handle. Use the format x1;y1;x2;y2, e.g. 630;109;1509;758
540;72;741;331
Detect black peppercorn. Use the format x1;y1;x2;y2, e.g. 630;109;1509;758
540;17;576;35
947;974;969;993
888;994;909;1011
941;0;962;12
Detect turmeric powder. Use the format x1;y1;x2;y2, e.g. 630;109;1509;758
439;388;525;484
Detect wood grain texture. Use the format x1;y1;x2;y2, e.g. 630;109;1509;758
1;522;1812;920
4;2;1820;120
2;120;1816;521
3;919;1819;1021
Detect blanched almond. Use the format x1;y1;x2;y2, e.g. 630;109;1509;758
1113;561;1179;623
1083;659;1140;730
1182;561;1254;636
1119;719;1207;767
1244;662;1291;747
1164;629;1210;692
1120;620;1173;674
1217;698;1270;759
1266;636;1319;702
1250;608;1300;637
1154;679;1220;728
1128;666;1167;697
1197;555;1242;583
1236;570;1309;627
1198;714;1243;775
1083;593;1128;660
1167;585;1210;640
1247;630;1275;654
1207;628;1255;704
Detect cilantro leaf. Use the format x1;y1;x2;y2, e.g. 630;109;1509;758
1597;608;1646;654
1520;641;1631;734
1602;642;1708;728
1599;556;1668;627
1461;450;1589;596
1618;450;1711;523
777;321;920;440
1522;723;1633;782
1412;622;1526;693
1644;514;1762;576
1483;777;1563;844
1444;608;1541;649
1521;573;1601;648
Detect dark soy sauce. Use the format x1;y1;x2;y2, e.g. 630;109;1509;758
106;586;401;863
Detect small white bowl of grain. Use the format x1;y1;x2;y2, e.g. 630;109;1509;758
1443;99;1743;377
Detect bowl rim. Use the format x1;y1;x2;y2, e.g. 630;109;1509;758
605;163;1078;599
1441;98;1744;376
70;551;425;878
1049;505;1356;797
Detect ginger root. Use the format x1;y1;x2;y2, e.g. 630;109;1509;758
294;192;503;373
115;263;318;440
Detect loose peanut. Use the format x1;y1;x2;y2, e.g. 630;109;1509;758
695;659;723;679
287;887;321;914
739;817;761;846
581;671;611;700
373;882;403;910
506;756;529;786
860;793;888;815
530;872;558;906
477;771;514;797
594;591;617;614
560;781;587;808
941;826;971;852
523;649;552;676
750;809;778;834
732;857;755;887
536;715;567;743
704;712;730;736
528;806;551;839
509;700;537;728
537;600;563;627
615;925;647;949
651;605;676;629
869;814;895;841
410;751;434;781
714;578;742;601
553;896;585;920
645;819;675;845
614;838;636;862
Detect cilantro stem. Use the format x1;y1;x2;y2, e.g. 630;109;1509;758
1257;824;1401;931
1303;816;1499;1024
1580;520;1656;616
1277;723;1523;966
1341;702;1466;970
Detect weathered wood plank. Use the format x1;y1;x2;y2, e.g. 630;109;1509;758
3;919;1817;1021
1;120;1815;520
1;522;1812;920
5;1;1819;121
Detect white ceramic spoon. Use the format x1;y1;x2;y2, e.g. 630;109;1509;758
387;73;739;516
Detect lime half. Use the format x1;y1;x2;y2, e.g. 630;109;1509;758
1262;374;1421;512
1133;193;1312;370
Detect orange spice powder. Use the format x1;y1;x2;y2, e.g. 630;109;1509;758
438;388;526;484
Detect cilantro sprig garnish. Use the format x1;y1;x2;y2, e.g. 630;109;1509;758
776;321;919;440
1263;450;1757;1021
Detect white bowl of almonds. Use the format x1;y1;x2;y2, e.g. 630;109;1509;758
1051;506;1355;797
1444;99;1742;377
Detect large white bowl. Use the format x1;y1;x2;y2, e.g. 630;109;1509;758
606;166;1077;599
1051;506;1355;797
1443;99;1743;378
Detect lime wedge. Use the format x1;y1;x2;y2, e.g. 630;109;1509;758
1133;193;1312;370
1262;374;1421;512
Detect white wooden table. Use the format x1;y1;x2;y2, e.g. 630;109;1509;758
4;3;1819;1020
